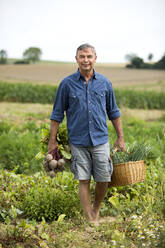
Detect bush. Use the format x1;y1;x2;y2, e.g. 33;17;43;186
131;56;144;68
14;59;29;64
22;182;80;221
0;169;80;221
154;55;165;69
126;64;133;69
140;63;153;69
19;171;79;221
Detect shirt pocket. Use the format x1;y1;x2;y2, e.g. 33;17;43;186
69;93;82;106
93;89;106;106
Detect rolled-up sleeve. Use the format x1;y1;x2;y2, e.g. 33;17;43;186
50;80;68;122
106;82;121;120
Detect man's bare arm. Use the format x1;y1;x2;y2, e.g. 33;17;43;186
111;117;125;150
48;120;60;153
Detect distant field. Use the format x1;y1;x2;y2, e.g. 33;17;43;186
0;102;165;126
0;63;165;91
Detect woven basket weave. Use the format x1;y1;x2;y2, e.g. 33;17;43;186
108;160;146;187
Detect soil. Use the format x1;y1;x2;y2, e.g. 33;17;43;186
0;64;165;89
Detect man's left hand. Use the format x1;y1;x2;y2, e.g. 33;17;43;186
113;137;125;151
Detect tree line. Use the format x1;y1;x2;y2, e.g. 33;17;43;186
0;47;165;69
0;47;42;64
125;53;165;70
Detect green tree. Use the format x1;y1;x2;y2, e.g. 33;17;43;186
154;53;165;69
23;47;42;63
0;49;7;64
148;53;153;61
125;53;144;69
131;56;144;68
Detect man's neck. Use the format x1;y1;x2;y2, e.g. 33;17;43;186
79;69;94;83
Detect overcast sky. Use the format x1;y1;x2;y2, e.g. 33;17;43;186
1;0;165;63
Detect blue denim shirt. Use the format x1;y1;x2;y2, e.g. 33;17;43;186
50;70;121;146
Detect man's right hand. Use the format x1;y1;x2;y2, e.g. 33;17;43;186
48;140;58;154
48;120;60;153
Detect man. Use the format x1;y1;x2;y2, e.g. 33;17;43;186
48;43;125;225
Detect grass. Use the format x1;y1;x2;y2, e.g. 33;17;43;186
0;102;51;126
117;80;165;92
121;107;165;121
0;102;165;126
0;216;163;248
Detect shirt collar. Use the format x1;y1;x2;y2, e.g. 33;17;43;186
76;69;97;81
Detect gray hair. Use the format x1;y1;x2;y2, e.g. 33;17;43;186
76;43;97;56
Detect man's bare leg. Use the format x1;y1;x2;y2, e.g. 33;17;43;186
92;182;108;222
79;180;93;221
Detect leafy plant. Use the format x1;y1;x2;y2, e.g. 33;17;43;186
0;122;42;174
0;121;11;134
36;121;71;161
111;142;153;164
21;172;80;221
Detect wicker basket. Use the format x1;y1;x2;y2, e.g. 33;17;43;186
108;160;146;187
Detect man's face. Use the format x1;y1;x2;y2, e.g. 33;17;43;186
75;48;97;73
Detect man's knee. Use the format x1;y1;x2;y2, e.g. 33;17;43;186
96;182;108;187
79;180;91;185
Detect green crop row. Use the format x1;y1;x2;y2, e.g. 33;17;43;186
0;81;58;104
115;88;165;109
0;81;165;109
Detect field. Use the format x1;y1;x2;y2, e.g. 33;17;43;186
0;102;165;126
0;63;165;91
0;62;165;248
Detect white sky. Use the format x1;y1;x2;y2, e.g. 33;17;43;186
1;0;165;63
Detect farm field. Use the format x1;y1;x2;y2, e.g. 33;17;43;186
0;62;165;247
0;102;165;126
0;108;165;247
0;63;165;91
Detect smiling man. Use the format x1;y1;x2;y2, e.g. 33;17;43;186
48;43;125;225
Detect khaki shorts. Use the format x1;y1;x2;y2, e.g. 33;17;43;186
69;142;113;182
